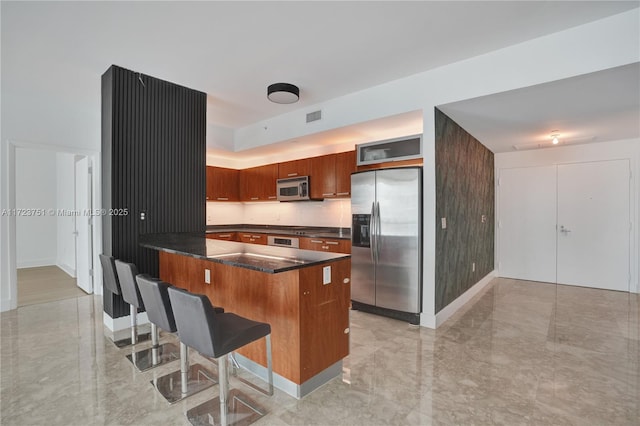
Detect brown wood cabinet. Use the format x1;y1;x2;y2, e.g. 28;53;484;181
239;164;278;201
206;232;237;241
237;232;268;245
310;154;337;199
309;151;355;199
158;251;351;385
335;150;356;196
206;166;240;201
278;158;310;179
300;237;351;254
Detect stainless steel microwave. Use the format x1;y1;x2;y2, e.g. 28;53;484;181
276;176;310;201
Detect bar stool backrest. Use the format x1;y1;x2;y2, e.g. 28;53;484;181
99;254;121;295
167;287;219;358
136;276;177;333
114;260;145;310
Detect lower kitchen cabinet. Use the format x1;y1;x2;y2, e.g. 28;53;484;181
300;237;351;254
237;232;268;245
206;232;237;241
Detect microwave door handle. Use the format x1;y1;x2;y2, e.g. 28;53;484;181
370;202;376;263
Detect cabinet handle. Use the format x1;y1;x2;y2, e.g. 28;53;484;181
322;246;329;250
251;197;259;200
337;192;350;196
242;234;251;238
268;196;277;199
325;241;339;245
217;197;229;201
249;239;256;242
310;240;323;244
287;173;298;177
217;234;231;238
322;193;335;197
251;235;262;239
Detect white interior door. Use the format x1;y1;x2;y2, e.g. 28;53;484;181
498;166;557;283
557;160;630;291
75;157;93;294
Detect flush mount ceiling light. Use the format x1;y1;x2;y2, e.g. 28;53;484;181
267;83;299;104
550;131;560;145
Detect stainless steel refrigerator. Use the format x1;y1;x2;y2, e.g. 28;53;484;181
351;167;422;324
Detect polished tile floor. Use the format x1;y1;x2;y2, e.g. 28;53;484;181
1;278;638;425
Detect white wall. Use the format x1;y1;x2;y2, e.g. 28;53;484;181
206;199;351;228
15;148;58;268
56;153;76;276
495;139;640;293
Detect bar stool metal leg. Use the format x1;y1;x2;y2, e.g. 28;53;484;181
151;342;218;404
185;335;272;426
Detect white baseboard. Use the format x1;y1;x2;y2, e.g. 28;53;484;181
103;311;149;332
56;262;76;278
435;270;496;328
16;258;56;269
1;297;17;312
420;270;496;329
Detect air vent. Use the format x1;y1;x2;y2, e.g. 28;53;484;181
306;110;322;123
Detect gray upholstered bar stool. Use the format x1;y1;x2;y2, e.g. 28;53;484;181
114;259;180;371
168;287;273;426
99;254;151;347
136;275;221;404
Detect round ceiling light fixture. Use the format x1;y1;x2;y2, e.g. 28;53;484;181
550;131;560;145
267;83;299;104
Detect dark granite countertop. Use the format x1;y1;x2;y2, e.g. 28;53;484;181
205;224;351;240
140;233;350;273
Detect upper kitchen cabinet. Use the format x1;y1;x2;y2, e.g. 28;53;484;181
310;154;337;199
335;150;356;197
279;158;310;179
309;151;356;199
206;166;240;201
240;163;278;201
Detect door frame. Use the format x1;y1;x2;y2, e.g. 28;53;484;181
2;139;102;311
496;156;637;293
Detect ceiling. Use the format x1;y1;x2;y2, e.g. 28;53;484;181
439;62;640;153
2;1;639;156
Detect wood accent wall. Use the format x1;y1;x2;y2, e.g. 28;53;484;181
102;65;206;318
159;251;350;384
435;108;494;313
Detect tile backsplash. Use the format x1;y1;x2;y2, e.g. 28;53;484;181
206;199;351;227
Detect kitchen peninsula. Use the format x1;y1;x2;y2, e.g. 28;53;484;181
140;233;351;398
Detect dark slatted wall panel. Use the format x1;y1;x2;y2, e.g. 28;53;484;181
102;65;206;318
434;107;494;314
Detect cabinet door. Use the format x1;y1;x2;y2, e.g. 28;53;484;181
206;232;236;241
207;166;240;201
299;260;350;382
238;233;268;245
335;151;356;197
240;164;279;201
310;154;337;199
278;159;310;178
258;164;279;201
300;237;350;253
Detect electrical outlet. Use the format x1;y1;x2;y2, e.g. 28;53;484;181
472;262;476;272
323;266;331;285
481;215;487;223
204;269;211;284
441;217;447;229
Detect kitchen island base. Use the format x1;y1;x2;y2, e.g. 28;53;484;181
142;235;351;399
233;352;342;399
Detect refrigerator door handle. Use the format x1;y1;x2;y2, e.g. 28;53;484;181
370;202;376;263
375;201;381;263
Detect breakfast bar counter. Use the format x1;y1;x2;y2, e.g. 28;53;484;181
140;233;351;398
